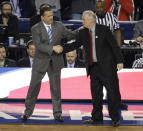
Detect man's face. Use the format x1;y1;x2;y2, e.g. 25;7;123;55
66;51;77;64
27;44;35;58
95;2;105;17
41;10;53;25
0;47;6;61
82;14;91;28
1;4;12;17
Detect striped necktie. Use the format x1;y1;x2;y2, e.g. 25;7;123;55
47;26;52;44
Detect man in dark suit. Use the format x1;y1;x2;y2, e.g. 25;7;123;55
21;6;76;122
0;44;16;67
63;10;123;126
0;1;19;43
64;49;85;68
95;0;127;110
18;40;35;67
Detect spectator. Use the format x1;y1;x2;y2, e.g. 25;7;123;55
105;0;134;21
35;0;61;19
0;0;36;18
133;20;143;43
18;40;35;67
65;50;85;68
0;1;19;43
132;50;143;68
0;43;16;67
134;0;143;20
71;0;95;20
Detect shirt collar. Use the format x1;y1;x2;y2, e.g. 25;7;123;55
29;56;33;67
42;21;52;28
67;62;75;68
0;60;5;67
91;24;96;32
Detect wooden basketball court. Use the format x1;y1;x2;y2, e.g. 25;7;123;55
0;125;143;131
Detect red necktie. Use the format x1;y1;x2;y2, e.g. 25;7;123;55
89;30;93;65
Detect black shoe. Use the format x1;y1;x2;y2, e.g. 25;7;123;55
83;119;103;124
54;115;64;122
120;103;128;110
21;114;29;121
112;120;120;127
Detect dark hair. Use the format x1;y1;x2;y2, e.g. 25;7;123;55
26;40;34;49
39;3;51;10
40;6;52;16
0;1;12;11
0;43;5;49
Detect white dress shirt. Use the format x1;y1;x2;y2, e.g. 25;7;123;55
67;62;75;68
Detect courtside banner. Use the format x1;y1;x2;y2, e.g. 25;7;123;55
0;68;143;100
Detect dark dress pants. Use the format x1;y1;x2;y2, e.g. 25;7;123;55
90;63;120;121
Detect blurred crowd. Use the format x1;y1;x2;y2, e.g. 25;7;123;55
0;0;142;20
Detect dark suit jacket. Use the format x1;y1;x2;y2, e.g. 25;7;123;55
4;58;17;67
0;14;19;43
63;24;123;76
19;0;36;18
18;57;31;67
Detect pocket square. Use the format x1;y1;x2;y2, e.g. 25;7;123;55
96;36;98;38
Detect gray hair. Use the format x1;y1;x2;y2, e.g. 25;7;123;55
83;10;96;22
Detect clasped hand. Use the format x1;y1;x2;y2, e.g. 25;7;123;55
53;45;63;54
117;63;123;71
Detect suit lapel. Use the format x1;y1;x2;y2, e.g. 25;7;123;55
39;22;50;42
95;24;100;45
39;21;57;44
51;22;56;43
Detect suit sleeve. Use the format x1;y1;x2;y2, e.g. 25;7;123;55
106;27;123;63
31;26;53;55
60;23;77;40
63;30;83;53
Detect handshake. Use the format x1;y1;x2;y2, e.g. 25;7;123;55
53;45;63;54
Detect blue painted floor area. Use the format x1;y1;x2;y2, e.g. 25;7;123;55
0;68;22;74
0;101;143;125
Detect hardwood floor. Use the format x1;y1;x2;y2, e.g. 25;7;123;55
0;125;143;131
